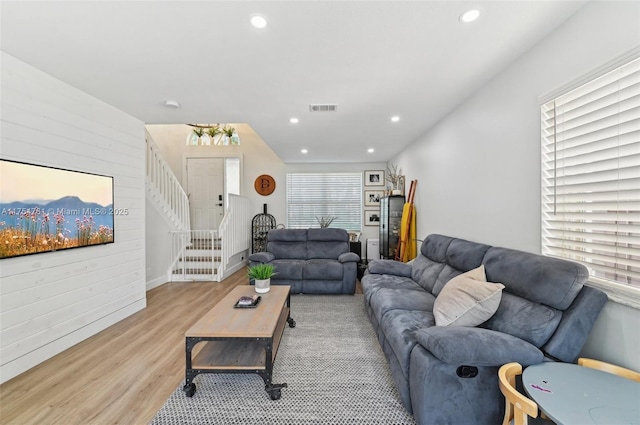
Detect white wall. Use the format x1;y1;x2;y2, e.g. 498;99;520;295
392;1;640;370
145;196;174;290
0;53;146;383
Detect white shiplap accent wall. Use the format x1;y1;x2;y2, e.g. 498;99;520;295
0;52;146;383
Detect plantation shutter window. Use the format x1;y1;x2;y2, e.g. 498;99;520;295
541;57;640;289
286;173;362;230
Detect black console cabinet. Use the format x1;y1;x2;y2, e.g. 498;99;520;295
379;195;405;259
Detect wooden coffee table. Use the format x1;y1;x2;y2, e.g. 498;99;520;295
183;285;295;400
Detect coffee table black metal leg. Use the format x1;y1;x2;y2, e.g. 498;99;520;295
260;338;287;400
286;293;296;328
184;337;199;397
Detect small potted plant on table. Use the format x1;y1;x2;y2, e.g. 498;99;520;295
247;263;276;293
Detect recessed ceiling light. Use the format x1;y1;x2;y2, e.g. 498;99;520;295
459;9;480;23
368;148;375;153
391;115;400;122
301;149;308;154
251;15;268;29
290;117;299;124
164;99;180;108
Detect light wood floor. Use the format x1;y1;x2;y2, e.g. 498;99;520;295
0;271;244;425
0;271;364;425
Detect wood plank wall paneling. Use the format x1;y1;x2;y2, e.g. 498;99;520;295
0;52;147;384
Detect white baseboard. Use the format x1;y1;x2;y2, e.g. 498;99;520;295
146;275;168;291
222;261;248;282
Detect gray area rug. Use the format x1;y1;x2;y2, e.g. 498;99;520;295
150;294;416;424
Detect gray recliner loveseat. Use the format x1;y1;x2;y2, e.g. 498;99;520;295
362;233;607;425
248;228;360;294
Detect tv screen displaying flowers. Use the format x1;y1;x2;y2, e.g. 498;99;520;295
0;159;115;259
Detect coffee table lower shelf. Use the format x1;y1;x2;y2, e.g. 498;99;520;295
183;300;295;400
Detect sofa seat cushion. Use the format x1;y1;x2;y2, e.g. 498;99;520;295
381;309;435;379
362;274;423;304
304;259;343;280
370;287;436;322
271;259;304;280
482;292;562;347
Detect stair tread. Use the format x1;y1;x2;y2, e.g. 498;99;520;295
173;268;218;274
179;256;222;261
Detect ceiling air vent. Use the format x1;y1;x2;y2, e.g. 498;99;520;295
309;104;338;112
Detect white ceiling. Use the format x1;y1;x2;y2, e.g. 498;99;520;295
1;0;588;163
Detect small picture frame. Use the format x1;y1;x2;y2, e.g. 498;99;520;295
364;190;385;206
364;210;381;226
348;231;361;242
364;170;385;186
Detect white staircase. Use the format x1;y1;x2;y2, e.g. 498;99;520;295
145;131;251;283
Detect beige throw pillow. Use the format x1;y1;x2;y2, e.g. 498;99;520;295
433;265;505;327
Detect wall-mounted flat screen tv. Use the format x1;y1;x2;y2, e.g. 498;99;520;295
0;159;114;259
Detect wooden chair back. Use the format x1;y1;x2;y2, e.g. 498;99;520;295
498;362;544;425
578;358;640;382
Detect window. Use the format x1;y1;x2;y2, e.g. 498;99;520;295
286;173;362;230
541;57;640;303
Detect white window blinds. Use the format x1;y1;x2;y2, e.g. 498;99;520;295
286;173;362;230
541;57;640;288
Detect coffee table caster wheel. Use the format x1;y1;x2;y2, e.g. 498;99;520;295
287;318;296;328
269;389;281;400
184;382;196;397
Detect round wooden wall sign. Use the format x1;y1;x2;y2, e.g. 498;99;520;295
254;174;276;196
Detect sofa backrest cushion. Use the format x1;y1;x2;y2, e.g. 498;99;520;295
481;292;562;347
413;234;454;292
414;235;488;295
446;238;491;273
267;229;308;259
307;228;349;259
483;247;587;311
411;255;446;293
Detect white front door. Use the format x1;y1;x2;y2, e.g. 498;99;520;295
186;158;224;230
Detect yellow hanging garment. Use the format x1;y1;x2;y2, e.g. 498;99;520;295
400;203;417;262
396;180;417;263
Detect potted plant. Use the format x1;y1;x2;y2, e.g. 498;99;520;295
222;125;236;145
206;125;222;145
247;263;276;293
315;216;337;228
192;127;204;145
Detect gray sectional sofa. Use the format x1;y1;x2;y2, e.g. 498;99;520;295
248;228;360;294
362;234;607;425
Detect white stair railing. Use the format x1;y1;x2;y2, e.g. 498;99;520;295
145;131;190;231
170;230;219;281
169;195;251;282
217;194;251;281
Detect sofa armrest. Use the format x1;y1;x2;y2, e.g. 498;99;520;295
415;327;543;367
248;252;275;263
367;259;412;278
338;252;360;263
